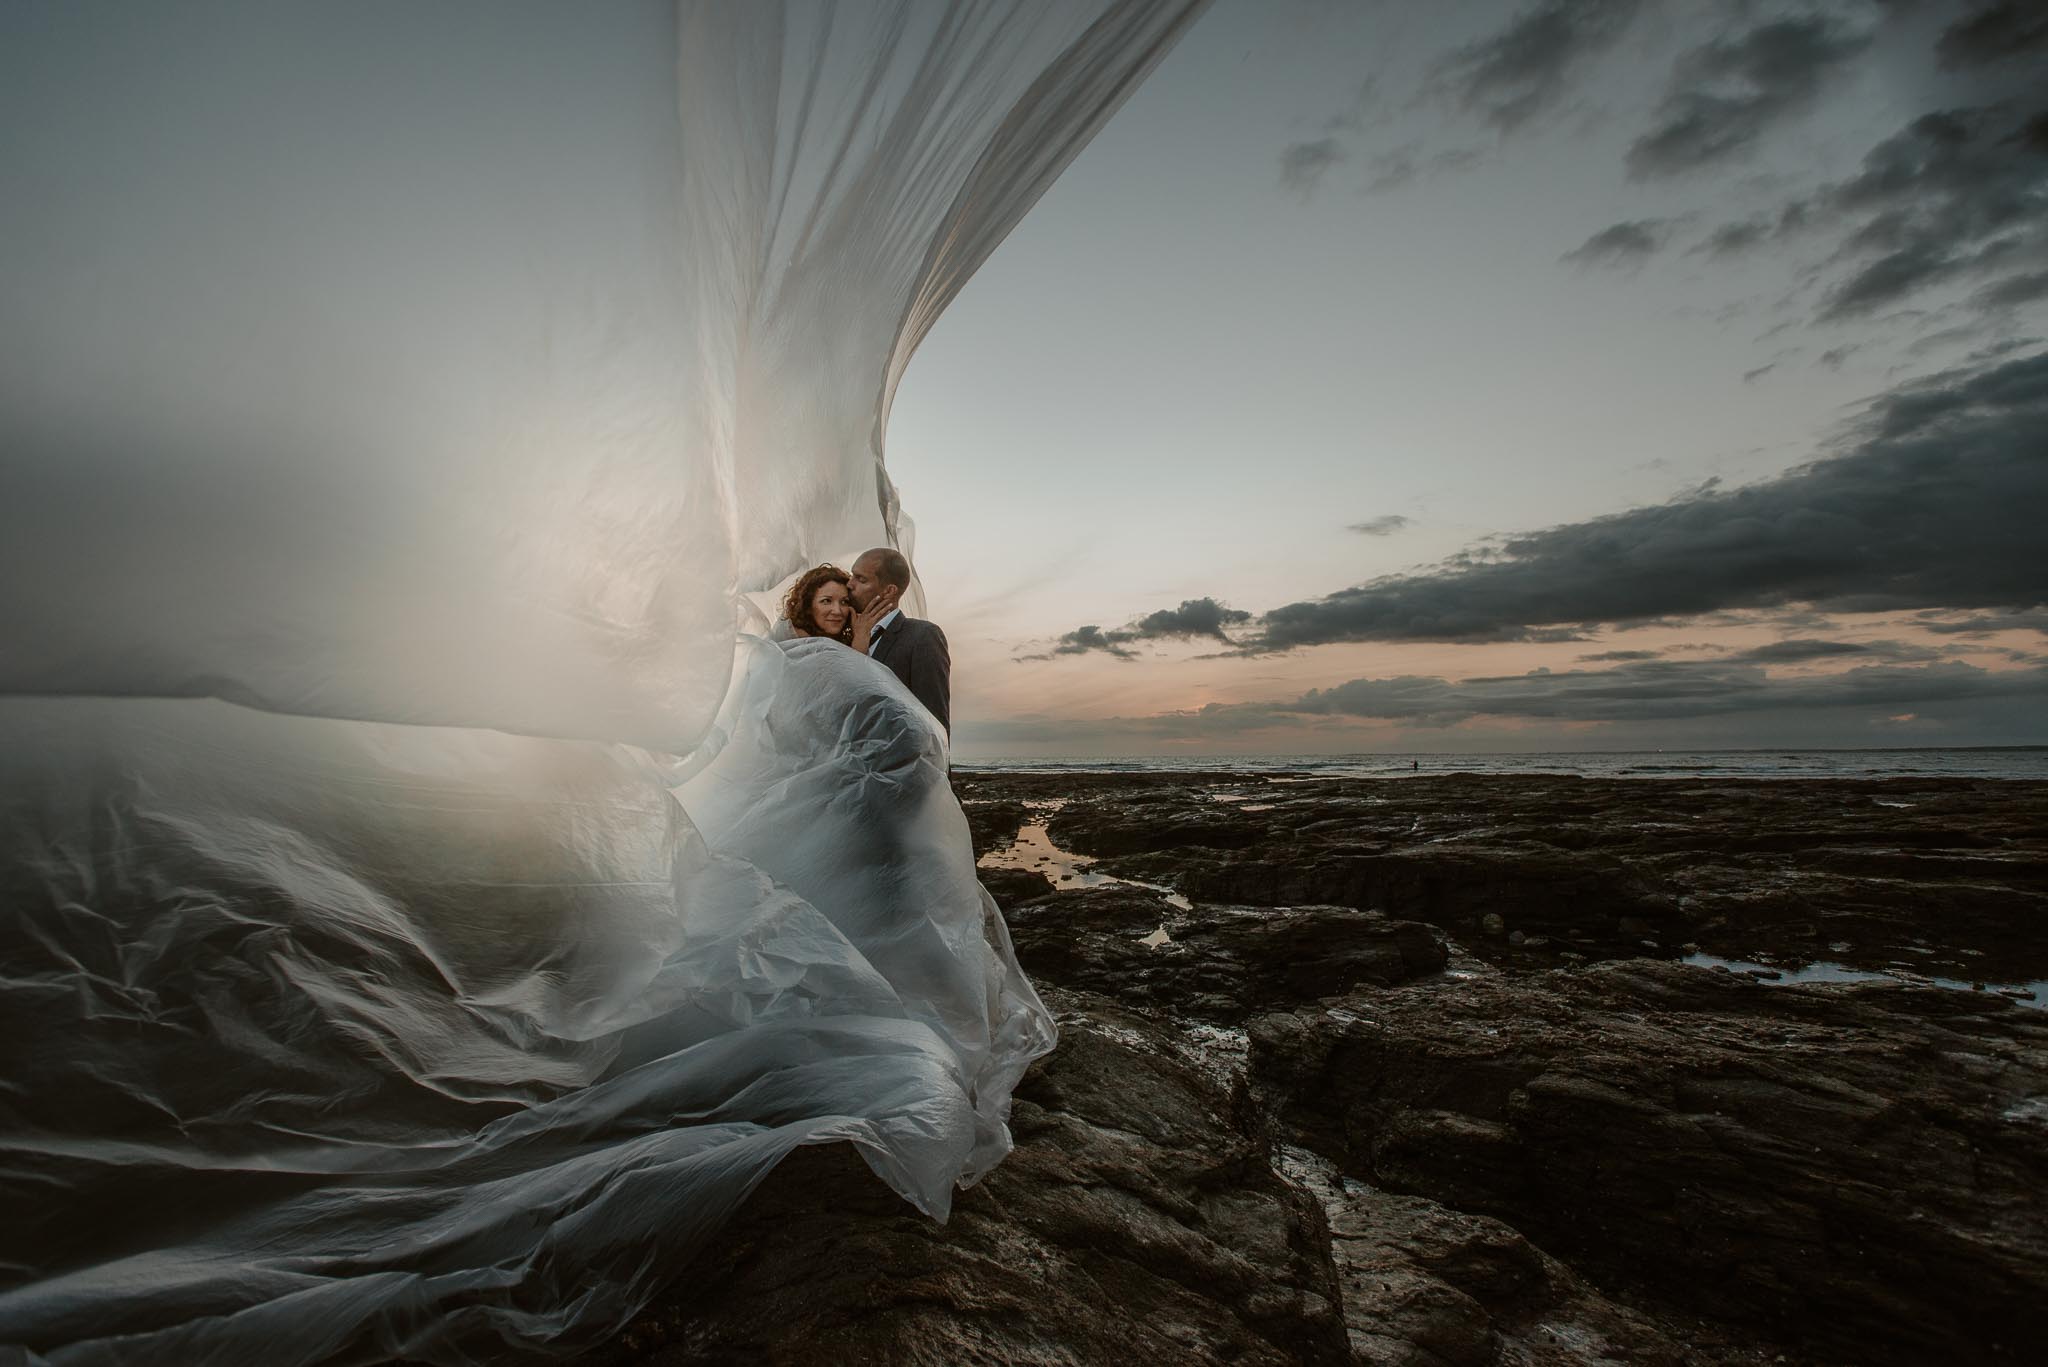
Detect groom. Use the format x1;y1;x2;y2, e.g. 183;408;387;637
849;547;950;735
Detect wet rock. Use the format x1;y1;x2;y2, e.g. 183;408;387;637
960;798;1030;859
957;770;2048;983
592;991;1347;1366
1280;1148;1735;1367
1046;796;1272;856
1140;844;1688;964
978;864;1057;907
1002;886;1447;1022
1248;960;2048;1365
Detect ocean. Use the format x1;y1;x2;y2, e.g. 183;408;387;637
959;747;2048;781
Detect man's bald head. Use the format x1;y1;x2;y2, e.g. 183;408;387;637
848;547;910;613
854;547;910;590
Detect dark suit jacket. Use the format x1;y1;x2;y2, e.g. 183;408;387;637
869;615;950;734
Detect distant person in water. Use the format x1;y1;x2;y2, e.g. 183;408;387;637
781;564;854;645
849;547;950;734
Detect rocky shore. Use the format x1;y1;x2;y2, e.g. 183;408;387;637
600;770;2048;1365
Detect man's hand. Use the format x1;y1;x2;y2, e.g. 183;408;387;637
851;588;897;653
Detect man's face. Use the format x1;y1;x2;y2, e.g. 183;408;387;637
848;554;889;612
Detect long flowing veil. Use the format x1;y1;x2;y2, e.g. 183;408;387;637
0;3;1205;1362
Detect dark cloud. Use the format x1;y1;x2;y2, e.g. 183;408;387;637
1813;98;2048;321
1131;597;1252;640
1579;649;1662;661
1697;216;1772;257
1625;3;2048;335
1433;0;1644;134
1701;99;2048;324
1348;515;1413;536
1729;637;1941;663
1741;608;1842;633
1028;624;1139;662
1022;597;1251;660
1626;16;1872;179
1966;334;2047;363
1973;269;2048;311
986;657;2046;741
1729;637;1873;662
1916;607;2048;635
1936;1;2048;70
1561;218;1675;268
1260;657;2046;726
1249;349;2048;649
1279;137;1345;199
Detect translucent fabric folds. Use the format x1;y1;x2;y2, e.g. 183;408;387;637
0;2;1202;1363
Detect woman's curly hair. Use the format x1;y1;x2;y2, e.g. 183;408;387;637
781;563;852;642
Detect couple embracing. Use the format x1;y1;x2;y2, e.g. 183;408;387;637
781;547;950;735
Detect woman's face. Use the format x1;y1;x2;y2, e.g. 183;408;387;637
810;580;851;636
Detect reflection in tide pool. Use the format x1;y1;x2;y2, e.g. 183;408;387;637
977;802;1190;947
1684;953;2044;1009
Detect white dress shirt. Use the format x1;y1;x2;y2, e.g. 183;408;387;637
866;607;902;656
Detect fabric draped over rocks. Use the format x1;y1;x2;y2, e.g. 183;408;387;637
0;3;1204;1362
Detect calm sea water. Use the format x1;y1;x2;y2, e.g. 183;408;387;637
961;748;2048;781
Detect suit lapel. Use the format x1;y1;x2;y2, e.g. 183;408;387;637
872;616;908;664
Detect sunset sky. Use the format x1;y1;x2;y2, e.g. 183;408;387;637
887;0;2048;758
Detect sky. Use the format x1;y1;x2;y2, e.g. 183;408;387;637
885;0;2048;758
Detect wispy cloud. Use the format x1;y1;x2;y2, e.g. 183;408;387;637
1626;15;1873;179
1278;137;1345;200
1935;1;2048;70
1589;4;2045;337
1434;0;1644;134
1688;7;2048;330
1562;218;1675;268
1281;0;1638;201
1361;143;1487;195
1813;104;2048;322
1348;514;1413;536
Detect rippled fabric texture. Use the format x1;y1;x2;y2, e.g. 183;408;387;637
0;3;1201;1362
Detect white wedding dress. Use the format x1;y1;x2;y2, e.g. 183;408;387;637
0;637;1050;1363
0;1;1202;1361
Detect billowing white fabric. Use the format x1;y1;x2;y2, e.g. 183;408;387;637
0;2;1202;1362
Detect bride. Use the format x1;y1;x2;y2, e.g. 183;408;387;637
783;564;856;645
